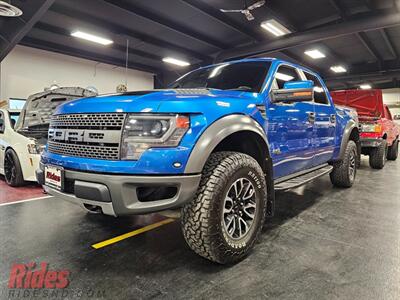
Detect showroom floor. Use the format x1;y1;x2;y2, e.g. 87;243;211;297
0;157;399;299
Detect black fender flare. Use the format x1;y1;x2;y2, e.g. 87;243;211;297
184;114;275;216
339;119;359;160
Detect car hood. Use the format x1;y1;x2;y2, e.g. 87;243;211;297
55;89;263;115
15;87;97;138
331;90;384;118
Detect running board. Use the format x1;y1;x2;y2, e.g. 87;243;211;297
274;165;333;191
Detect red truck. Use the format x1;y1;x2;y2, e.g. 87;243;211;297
331;89;399;169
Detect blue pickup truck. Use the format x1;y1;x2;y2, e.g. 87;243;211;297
37;58;360;264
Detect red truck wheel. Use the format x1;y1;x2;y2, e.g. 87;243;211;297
387;139;399;161
369;140;388;169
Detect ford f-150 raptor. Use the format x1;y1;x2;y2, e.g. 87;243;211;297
37;58;360;264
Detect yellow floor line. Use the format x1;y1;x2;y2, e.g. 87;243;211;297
92;218;176;249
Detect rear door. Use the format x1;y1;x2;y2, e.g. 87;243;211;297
303;71;336;166
267;64;315;178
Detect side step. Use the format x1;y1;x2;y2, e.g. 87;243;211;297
274;165;333;191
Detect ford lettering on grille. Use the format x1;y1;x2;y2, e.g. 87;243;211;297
47;113;125;160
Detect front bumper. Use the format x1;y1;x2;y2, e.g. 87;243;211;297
360;138;383;148
36;163;201;216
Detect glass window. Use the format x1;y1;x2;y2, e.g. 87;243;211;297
273;65;302;89
170;61;271;93
304;72;329;105
9;112;20;129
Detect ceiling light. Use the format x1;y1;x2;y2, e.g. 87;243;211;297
305;49;326;59
330;65;347;73
0;1;22;17
260;19;291;37
275;72;294;81
162;57;190;67
71;31;113;45
360;84;372;90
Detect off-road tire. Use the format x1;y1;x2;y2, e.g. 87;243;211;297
387;139;399;161
330;140;357;188
181;152;267;264
369;140;388;169
4;149;25;187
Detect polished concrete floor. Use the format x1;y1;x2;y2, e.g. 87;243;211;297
0;157;399;299
0;177;43;204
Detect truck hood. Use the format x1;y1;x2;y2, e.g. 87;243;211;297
331;90;384;118
15;87;97;139
56;89;263;115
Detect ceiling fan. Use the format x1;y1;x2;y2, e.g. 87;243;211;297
220;0;266;21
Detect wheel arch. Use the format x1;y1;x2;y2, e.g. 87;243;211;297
185;114;271;174
339;120;360;161
184;114;275;216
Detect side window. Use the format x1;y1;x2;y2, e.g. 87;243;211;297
304;72;329;105
274;65;302;89
0;112;4;134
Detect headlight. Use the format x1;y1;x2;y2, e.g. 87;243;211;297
361;123;382;133
27;143;45;154
121;114;190;160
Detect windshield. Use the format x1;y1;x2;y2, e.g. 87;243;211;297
170;61;271;93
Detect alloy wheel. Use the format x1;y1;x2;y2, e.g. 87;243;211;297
223;178;257;240
4;152;16;184
348;149;356;181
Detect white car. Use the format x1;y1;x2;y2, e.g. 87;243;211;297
0;109;42;186
0;87;97;187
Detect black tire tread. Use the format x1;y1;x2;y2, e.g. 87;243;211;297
369;140;387;169
330;140;357;188
5;149;25;187
387;139;398;161
181;151;266;264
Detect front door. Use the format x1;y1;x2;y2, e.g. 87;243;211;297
267;65;315;179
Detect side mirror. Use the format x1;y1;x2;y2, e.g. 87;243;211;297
272;80;314;103
0;119;4;133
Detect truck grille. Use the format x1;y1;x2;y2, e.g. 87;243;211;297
50;113;125;129
48;113;125;160
47;142;120;160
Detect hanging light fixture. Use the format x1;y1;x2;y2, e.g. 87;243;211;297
0;1;23;17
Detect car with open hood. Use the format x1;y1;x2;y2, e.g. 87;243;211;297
0;87;96;186
331;89;399;169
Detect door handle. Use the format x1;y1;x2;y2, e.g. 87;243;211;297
330;114;336;124
308;112;316;124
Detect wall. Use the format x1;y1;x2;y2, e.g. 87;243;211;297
0;45;154;101
383;88;400;117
